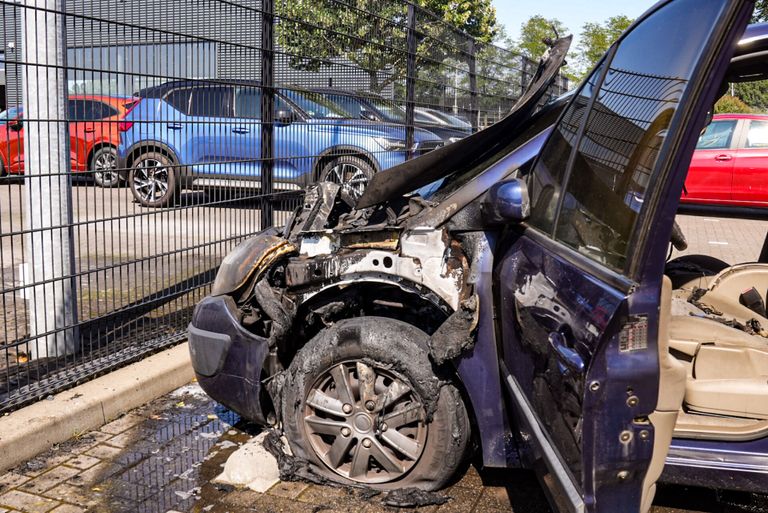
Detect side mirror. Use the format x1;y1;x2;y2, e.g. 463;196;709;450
8;118;22;131
482;178;530;225
360;109;377;121
275;109;296;124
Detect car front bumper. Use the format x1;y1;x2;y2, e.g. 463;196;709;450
187;295;271;424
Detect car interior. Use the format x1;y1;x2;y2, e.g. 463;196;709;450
660;37;768;441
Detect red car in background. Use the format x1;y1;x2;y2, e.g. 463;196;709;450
0;95;137;187
683;113;768;208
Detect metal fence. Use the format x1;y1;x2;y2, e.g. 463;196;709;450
0;0;569;412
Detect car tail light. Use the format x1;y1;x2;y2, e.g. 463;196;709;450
118;99;140;132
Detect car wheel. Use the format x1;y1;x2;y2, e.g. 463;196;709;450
320;155;375;201
91;147;120;188
281;316;470;490
129;151;179;208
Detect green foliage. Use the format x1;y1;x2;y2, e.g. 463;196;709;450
753;0;768;22
574;15;632;76
714;94;753;114
276;0;497;93
733;81;768;112
514;15;568;59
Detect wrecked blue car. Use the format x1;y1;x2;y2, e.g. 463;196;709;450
188;1;768;511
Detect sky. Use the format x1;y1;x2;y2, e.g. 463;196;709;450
494;0;657;45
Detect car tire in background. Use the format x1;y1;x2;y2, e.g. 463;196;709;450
91;146;121;188
128;151;179;208
320;155;375;201
281;316;471;490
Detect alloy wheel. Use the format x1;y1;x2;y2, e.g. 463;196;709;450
302;360;427;484
93;150;119;187
133;158;170;203
325;163;369;199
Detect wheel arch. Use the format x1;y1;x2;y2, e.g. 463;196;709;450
86;141;117;170
125;140;180;170
312;145;381;181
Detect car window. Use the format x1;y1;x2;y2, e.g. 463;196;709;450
367;97;406;123
67;99;119;121
527;63;604;234
536;0;728;272
165;89;192;114
696;120;737;149
0;106;22;121
92;101;119;119
189;86;234;118
746;120;768;148
321;94;364;118
234;87;262;119
280;89;347;119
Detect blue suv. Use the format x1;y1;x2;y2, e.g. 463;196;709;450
116;81;443;207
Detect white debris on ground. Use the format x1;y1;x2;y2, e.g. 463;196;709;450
213;432;285;493
170;383;210;398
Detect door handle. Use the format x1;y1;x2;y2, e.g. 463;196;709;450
167;123;183;130
83;127;95;133
714;154;732;161
548;332;585;373
232;127;250;134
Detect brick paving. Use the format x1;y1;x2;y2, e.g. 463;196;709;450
0;214;766;513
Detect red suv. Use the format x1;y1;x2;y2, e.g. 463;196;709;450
0;95;137;187
683;113;768;208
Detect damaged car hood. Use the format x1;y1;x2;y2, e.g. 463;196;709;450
356;35;572;210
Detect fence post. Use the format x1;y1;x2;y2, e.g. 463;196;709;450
404;2;417;159
468;40;478;131
260;0;275;229
21;0;78;360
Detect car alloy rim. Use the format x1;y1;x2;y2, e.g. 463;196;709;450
325;163;369;199
133;158;169;202
302;360;427;484
94;151;118;185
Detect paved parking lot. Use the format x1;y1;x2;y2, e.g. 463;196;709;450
1;382;766;513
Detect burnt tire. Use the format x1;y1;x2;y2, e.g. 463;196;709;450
319;155;375;202
281;316;470;490
128;151;179;208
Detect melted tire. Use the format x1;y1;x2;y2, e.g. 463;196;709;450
281;316;470;490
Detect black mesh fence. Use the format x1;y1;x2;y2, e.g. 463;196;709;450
0;0;569;412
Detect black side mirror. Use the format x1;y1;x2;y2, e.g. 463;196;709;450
482;178;530;225
275;109;296;124
8;119;22;131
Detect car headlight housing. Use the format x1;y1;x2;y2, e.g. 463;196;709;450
373;137;407;151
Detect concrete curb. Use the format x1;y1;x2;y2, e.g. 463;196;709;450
0;342;194;474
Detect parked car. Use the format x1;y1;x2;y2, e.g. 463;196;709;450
117;82;443;207
683;113;768;208
311;88;471;144
189;2;768;512
414;106;473;132
0;95;137;187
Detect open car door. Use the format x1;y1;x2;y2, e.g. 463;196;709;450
495;1;753;512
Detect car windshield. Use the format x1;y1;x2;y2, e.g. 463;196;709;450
0;106;22;120
280;89;348;119
365;97;406;123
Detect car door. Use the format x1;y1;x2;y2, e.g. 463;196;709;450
230;85;262;186
731;117;768;207
68;99;96;171
683;118;739;204
495;1;752;512
1;107;24;172
186;85;236;178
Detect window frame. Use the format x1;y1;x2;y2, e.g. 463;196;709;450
743;118;768;149
188;86;234;119
696;118;739;150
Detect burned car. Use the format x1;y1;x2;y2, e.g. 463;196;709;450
189;1;768;511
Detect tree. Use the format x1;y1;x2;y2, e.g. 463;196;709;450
733;81;768;112
714;94;753;114
573;15;632;78
514;15;567;60
753;0;768;22
276;0;497;93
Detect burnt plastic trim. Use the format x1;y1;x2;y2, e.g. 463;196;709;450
188;325;232;377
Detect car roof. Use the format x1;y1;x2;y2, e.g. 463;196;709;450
712;113;768;120
137;79;262;98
